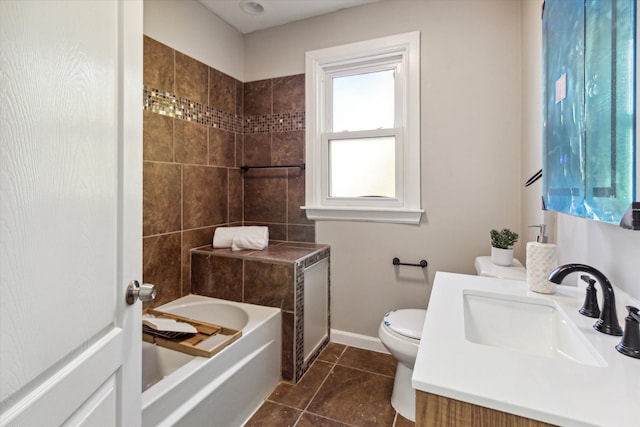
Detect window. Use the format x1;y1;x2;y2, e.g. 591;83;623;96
303;32;422;224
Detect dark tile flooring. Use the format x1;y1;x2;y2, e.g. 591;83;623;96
245;343;415;427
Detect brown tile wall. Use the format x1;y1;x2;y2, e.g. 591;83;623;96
242;76;314;242
143;36;243;307
142;36;314;307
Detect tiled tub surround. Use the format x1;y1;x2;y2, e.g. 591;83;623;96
241;73;313;243
142;36;313;308
191;242;330;382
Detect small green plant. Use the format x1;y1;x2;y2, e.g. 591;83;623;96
490;228;519;249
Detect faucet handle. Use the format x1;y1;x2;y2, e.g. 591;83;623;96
578;275;600;318
615;306;640;359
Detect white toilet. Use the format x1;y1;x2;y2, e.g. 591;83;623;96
378;308;426;421
379;257;526;421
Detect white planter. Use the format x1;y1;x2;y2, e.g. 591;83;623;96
491;247;514;266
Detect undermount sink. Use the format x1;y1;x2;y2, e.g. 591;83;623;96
463;289;606;367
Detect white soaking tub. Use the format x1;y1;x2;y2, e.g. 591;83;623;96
141;295;281;427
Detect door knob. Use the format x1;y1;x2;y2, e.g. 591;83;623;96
126;280;156;305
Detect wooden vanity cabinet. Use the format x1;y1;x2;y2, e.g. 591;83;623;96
415;391;556;427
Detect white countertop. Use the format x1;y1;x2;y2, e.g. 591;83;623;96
412;272;640;427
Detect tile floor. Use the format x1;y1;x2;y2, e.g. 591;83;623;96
245;343;415;427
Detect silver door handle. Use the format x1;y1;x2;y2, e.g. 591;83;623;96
126;280;156;305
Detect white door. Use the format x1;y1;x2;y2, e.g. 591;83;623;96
0;0;143;425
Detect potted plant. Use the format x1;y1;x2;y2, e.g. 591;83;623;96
490;228;519;266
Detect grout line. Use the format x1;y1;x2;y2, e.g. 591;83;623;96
333;363;396;379
334;346;396;378
301;369;334;413
298;355;339;414
293;345;356;426
334;343;348;362
290;409;303;427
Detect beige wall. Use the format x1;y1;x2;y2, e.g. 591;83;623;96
143;0;244;80
246;0;523;336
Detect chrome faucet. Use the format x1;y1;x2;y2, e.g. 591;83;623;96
548;264;623;336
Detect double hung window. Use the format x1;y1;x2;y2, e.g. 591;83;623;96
304;32;422;224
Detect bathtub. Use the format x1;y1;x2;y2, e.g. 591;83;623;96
141;295;281;427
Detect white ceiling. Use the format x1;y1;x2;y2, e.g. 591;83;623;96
198;0;381;34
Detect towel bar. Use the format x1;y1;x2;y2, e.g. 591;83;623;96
392;257;428;268
240;164;305;173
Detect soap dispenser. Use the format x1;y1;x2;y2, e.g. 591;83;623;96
528;224;548;243
526;224;557;294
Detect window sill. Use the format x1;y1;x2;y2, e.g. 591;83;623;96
302;206;424;225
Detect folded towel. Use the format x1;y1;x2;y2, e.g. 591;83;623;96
213;226;269;250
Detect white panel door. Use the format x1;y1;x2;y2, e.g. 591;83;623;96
0;0;142;425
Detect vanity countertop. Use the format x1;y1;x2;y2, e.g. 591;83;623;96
412;272;640;427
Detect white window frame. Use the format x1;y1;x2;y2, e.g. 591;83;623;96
303;32;423;224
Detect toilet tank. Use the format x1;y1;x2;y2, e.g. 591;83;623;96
474;256;526;281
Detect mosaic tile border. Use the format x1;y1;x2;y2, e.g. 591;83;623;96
244;112;305;134
143;86;243;133
143;86;305;135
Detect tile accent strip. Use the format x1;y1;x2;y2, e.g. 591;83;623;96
244;112;305;134
143;86;243;133
143;86;305;134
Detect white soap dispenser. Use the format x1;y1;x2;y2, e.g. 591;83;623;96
526;224;558;294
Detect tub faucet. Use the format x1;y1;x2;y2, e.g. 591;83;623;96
548;264;623;336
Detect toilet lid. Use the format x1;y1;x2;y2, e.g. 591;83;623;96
383;309;426;340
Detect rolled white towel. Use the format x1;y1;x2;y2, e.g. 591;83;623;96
212;227;237;248
213;226;269;249
231;235;268;251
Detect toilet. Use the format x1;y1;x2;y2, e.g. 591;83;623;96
378;308;426;421
379;257;526;421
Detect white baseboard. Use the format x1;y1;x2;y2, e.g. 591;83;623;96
330;329;389;354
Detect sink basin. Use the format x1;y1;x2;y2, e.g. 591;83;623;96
463;289;606;367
